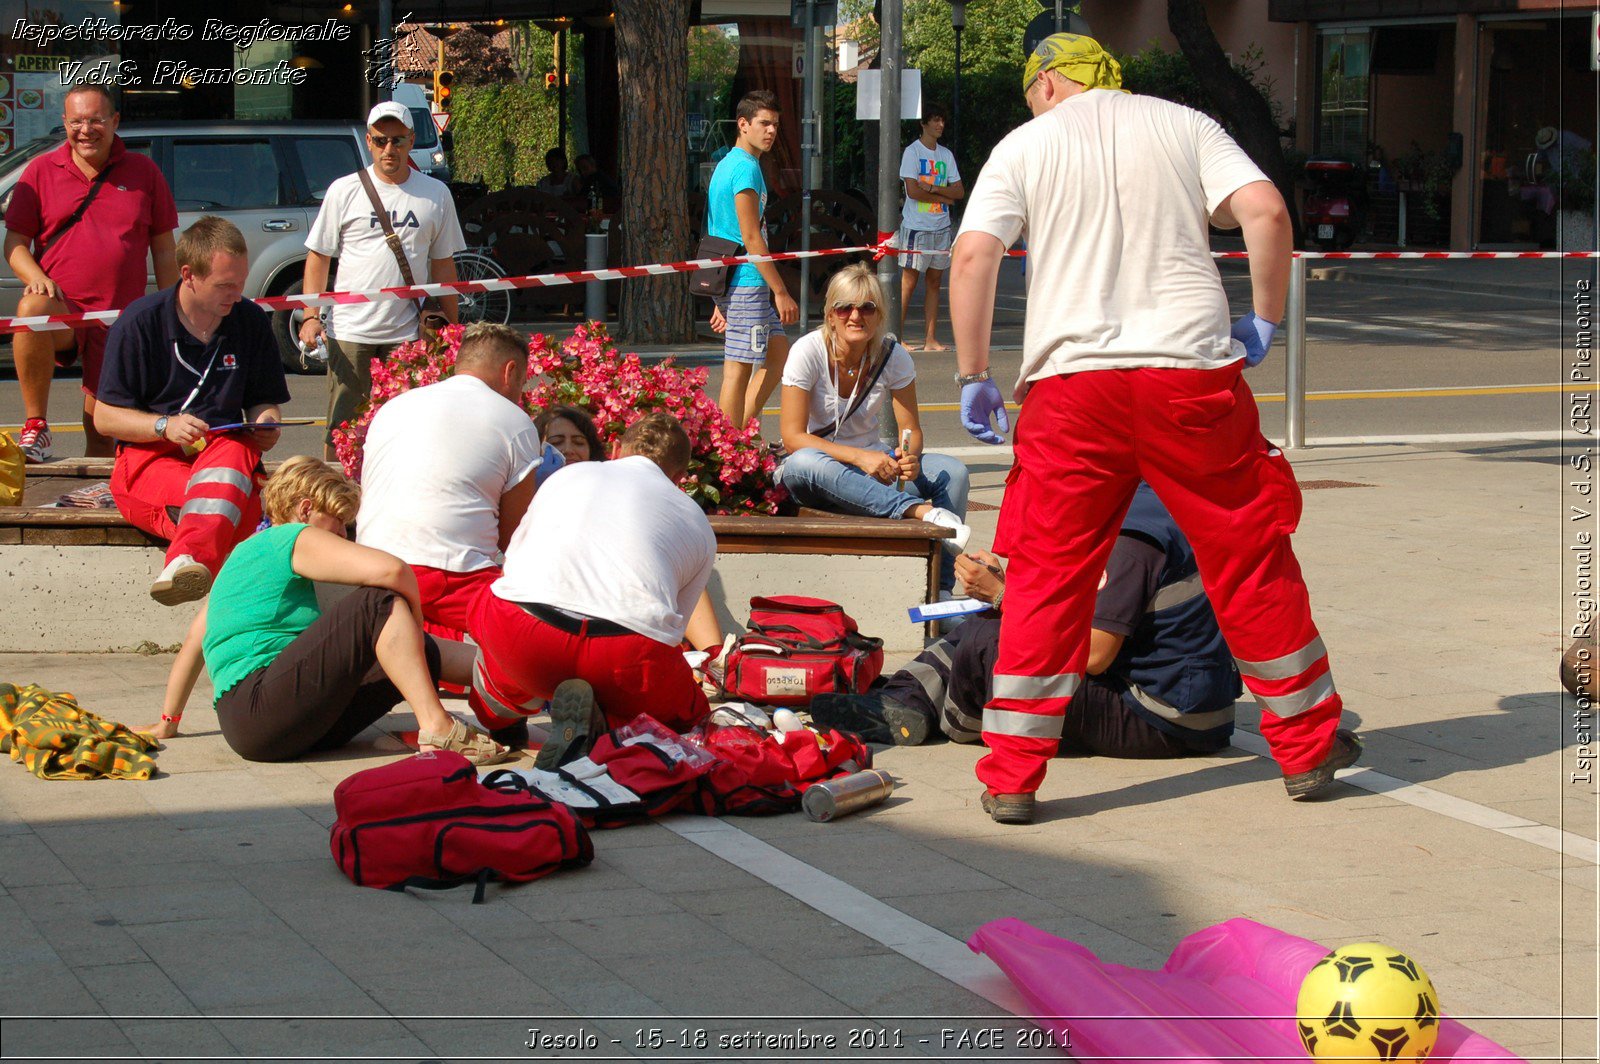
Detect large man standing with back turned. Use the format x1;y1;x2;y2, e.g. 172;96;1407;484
947;33;1361;825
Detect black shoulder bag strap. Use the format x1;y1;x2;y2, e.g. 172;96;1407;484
355;166;417;287
35;162;116;261
811;336;898;442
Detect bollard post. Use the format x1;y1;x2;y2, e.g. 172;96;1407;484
585;231;607;323
1284;254;1307;450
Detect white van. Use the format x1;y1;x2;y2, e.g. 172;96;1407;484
391;83;451;181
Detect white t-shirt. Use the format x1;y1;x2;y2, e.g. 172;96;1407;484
492;456;717;646
957;90;1269;388
781;330;917;450
356;375;543;573
900;139;961;231
306;166;466;345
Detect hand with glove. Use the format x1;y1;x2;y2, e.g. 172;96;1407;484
1230;311;1278;367
533;442;566;487
960;378;1010;445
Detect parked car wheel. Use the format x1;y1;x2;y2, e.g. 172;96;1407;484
270;278;326;375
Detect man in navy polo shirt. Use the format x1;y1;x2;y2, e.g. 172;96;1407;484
94;217;290;605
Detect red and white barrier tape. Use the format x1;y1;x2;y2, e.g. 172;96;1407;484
1;242;1594;334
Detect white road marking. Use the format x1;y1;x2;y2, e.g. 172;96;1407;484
1230;731;1597;863
662;816;1030;1013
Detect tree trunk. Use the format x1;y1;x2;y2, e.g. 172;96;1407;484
1166;0;1304;246
615;0;695;343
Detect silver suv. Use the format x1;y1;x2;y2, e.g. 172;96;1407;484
0;120;370;373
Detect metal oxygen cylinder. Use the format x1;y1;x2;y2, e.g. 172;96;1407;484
802;769;895;822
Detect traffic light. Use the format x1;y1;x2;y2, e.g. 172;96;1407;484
433;68;455;107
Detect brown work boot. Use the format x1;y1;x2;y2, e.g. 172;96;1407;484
980;789;1036;825
535;680;605;771
1283;728;1363;800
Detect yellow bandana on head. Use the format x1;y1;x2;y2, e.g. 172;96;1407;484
1022;32;1127;94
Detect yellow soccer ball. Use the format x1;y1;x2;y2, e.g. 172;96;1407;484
1296;942;1441;1061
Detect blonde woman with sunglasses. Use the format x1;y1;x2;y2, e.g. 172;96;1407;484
776;263;971;591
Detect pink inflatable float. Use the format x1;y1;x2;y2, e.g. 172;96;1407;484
967;917;1525;1063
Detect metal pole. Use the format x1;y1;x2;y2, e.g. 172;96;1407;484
377;0;393;100
1054;0;1063;34
557;28;568;153
1284;254;1307;450
952;25;961;152
800;0;816;334
585;231;607;322
876;0;903;442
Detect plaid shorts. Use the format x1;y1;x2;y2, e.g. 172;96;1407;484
895;225;954;272
716;285;786;364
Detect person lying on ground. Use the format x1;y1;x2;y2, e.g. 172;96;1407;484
146;456;508;766
534;403;727;673
811;483;1241;757
776;261;971;591
469;413;717;770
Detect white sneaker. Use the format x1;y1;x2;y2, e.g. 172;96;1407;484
150;554;212;606
921;507;971;550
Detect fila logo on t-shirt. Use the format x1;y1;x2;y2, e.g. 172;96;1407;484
369;209;421;230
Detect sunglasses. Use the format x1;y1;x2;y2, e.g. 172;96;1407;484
830;301;879;317
368;134;410;147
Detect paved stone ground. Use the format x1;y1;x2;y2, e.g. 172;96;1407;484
0;440;1594;1063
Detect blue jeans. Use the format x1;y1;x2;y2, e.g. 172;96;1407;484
778;445;971;590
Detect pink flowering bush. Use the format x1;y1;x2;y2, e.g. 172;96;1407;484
332;323;785;516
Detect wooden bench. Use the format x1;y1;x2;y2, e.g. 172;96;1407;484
2;462;951;653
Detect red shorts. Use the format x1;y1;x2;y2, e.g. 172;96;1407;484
53;295;110;396
468;592;708;733
411;564;500;634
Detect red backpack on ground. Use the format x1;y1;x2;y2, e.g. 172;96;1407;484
330;751;593;903
720;596;885;707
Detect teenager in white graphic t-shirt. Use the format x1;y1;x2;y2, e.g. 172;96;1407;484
896;104;963;352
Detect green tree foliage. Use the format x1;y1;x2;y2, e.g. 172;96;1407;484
688;25;739;87
449;83;568;189
1121;42;1286;138
829;0;1041;189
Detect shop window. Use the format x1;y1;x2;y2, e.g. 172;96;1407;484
1318;30;1369;162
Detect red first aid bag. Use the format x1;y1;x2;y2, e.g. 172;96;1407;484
720;596;885;707
695;723;874;816
330;751;593;902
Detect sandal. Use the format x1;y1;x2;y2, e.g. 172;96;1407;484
419;718;511;767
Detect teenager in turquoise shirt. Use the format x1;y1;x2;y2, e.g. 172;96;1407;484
705;90;798;435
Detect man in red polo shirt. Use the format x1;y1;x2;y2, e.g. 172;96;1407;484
3;83;179;462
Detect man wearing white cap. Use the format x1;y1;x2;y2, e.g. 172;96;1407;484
301;102;465;460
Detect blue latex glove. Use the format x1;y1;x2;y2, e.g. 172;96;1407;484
960;379;1010;445
1230;311;1279;368
533;442;566;487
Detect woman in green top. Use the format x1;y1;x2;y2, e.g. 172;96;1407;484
150;456;506;765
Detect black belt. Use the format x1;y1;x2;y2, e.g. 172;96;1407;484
517;601;632;637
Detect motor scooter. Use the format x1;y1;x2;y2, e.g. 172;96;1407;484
1301;159;1366;250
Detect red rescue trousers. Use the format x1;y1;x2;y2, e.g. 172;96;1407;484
111;438;264;574
978;365;1343;795
467;592;708;733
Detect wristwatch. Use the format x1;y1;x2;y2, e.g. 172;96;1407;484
153;415;169;440
954;370;991;386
